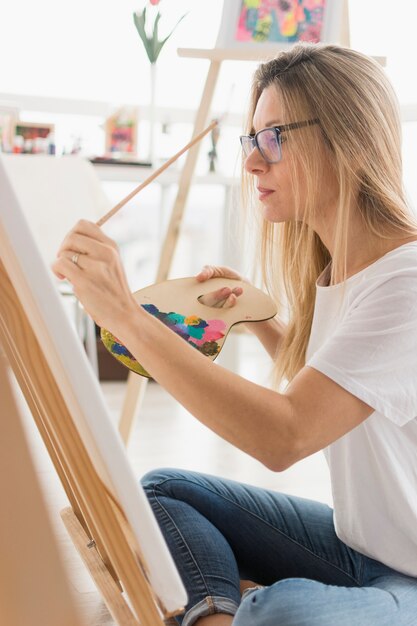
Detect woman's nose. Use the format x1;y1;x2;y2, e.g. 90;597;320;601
244;147;268;175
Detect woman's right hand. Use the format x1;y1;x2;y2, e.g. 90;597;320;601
196;265;248;309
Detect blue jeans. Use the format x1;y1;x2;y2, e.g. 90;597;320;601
141;468;417;626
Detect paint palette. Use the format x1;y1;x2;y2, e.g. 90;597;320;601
100;277;277;378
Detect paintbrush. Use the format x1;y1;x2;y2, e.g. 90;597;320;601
96;119;219;227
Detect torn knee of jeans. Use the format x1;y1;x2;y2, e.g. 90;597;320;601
241;584;265;602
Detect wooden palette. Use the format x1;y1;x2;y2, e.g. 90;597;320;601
101;276;277;378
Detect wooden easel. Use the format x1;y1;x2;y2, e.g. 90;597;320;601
117;0;353;444
0;165;186;625
0;347;85;626
117;56;222;443
0;259;175;625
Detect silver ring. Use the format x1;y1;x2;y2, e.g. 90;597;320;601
71;252;80;266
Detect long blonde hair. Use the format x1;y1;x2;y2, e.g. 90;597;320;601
243;43;417;387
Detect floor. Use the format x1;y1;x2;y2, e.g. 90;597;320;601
17;333;332;625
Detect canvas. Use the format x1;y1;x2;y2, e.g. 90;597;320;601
216;0;344;51
0;155;187;617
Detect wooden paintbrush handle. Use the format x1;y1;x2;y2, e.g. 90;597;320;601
96;119;219;227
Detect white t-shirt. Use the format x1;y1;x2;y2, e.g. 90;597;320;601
305;241;417;578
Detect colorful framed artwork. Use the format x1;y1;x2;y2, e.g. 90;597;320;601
216;0;344;50
0;106;19;153
13;121;55;154
105;107;138;156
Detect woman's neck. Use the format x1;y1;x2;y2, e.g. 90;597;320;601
311;208;417;280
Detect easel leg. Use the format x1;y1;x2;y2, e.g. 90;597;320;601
61;507;140;626
118;375;148;445
340;0;350;47
118;59;222;443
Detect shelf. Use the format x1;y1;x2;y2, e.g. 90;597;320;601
92;162;237;186
177;47;386;66
0;92;244;126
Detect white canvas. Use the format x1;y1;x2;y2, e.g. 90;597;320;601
0;155;187;614
1;154;110;265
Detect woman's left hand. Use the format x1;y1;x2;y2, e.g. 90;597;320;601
52;219;139;336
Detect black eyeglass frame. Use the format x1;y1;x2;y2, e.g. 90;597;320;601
240;118;320;164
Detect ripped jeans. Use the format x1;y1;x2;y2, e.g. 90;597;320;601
141;468;417;626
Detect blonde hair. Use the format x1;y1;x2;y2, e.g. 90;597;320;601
243;43;417;387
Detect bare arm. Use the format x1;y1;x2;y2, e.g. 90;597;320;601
117;307;297;470
99;302;372;471
53;221;374;472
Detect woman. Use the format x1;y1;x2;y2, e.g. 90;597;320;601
53;44;417;625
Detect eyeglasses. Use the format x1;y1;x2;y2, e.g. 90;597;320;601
240;119;319;164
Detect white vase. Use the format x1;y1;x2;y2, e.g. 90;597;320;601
148;62;157;165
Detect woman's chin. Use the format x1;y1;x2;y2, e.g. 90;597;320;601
260;204;290;224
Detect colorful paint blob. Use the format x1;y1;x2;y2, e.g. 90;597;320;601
101;304;227;378
236;0;326;44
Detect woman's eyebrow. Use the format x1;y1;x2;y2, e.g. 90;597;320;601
251;119;283;133
265;119;283;127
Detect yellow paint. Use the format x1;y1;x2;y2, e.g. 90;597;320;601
244;0;261;9
281;12;297;37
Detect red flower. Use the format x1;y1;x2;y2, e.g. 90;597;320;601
149;0;160;5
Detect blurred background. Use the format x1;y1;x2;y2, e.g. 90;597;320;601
3;5;417;621
1;0;417;290
2;0;417;483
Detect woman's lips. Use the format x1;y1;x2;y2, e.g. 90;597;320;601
257;187;274;201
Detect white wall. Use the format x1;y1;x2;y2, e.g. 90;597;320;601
3;1;417;109
2;1;417;204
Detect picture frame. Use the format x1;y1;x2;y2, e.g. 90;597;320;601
105;106;138;156
216;0;345;50
13;121;54;154
0;105;19;153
